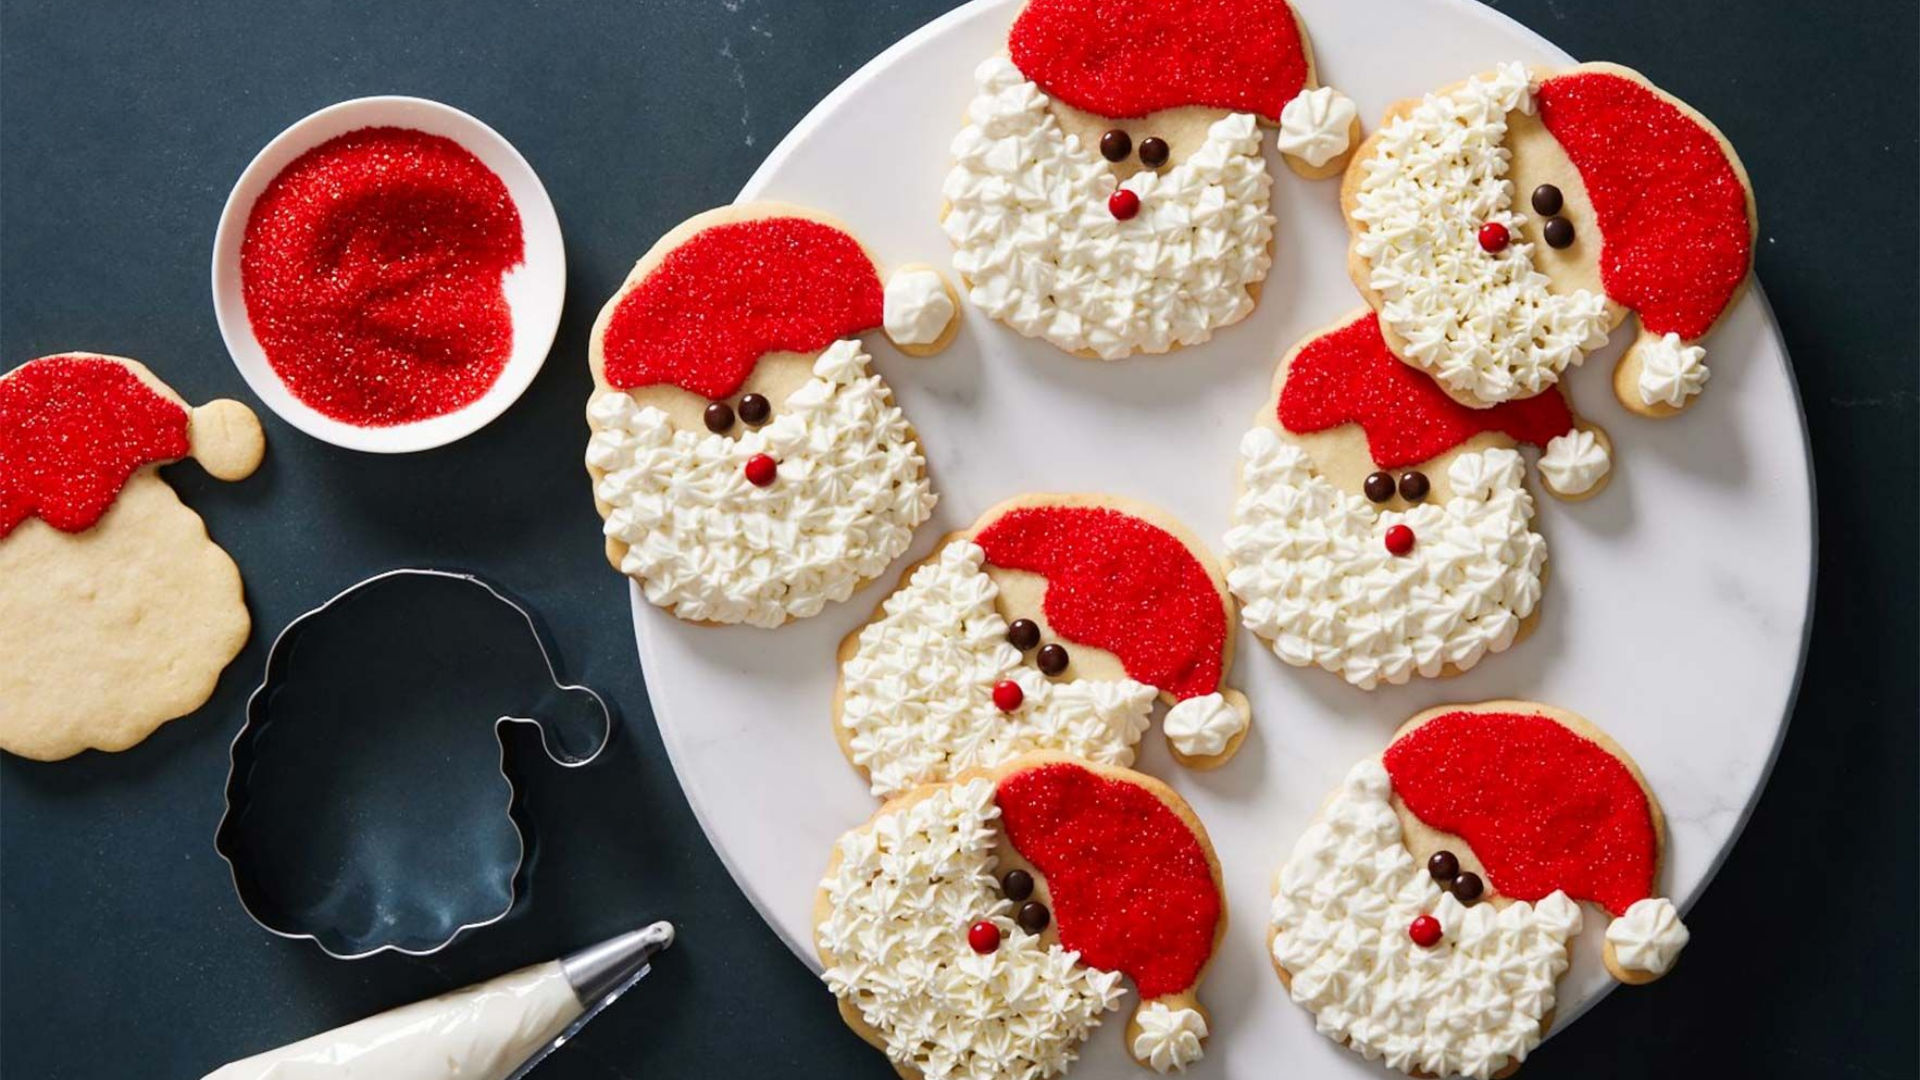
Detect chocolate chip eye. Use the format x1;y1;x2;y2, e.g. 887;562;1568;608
1543;216;1575;249
737;393;771;426
1427;850;1460;882
1138;136;1170;169
1364;471;1396;503
1450;871;1485;904
1099;129;1132;162
1002;869;1034;901
1036;643;1069;676
1007;619;1041;651
703;401;735;434
1398;471;1430;502
1531;183;1564;216
1017;900;1051;933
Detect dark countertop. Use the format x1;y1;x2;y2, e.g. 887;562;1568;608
2;1;1914;1077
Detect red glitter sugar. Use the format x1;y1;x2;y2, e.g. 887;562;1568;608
0;355;190;537
600;217;883;399
1279;312;1575;469
240;126;524;427
1382;709;1658;916
974;505;1225;701
997;762;1220;998
1537;71;1752;340
1009;0;1311;121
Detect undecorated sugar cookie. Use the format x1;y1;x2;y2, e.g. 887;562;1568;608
834;494;1252;799
0;354;264;760
1270;701;1690;1079
1342;62;1756;414
584;204;959;628
818;754;1228;1077
944;0;1356;360
1224;312;1611;689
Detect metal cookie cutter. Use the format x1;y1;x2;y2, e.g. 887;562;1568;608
216;569;613;959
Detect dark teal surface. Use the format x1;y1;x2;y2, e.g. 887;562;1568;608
2;2;1914;1077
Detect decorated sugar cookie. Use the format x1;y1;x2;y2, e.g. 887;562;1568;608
1270;701;1690;1079
585;204;958;628
1343;62;1756;413
818;754;1227;1076
944;0;1356;360
1224;312;1608;689
0;354;264;760
834;494;1251;799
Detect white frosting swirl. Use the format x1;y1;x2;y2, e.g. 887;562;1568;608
1271;759;1584;1079
1635;332;1709;408
840;540;1157;798
1161;692;1245;758
1538;428;1611;496
883;268;956;346
943;57;1275;360
587;340;934;627
1225;432;1545;689
1352;62;1612;403
1277;86;1357;168
1130;1001;1208;1073
819;778;1126;1080
1606;896;1689;977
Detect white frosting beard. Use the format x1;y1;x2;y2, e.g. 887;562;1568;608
820;779;1126;1080
587;340;934;628
944;58;1275;360
840;540;1157;798
1272;760;1584;1080
1225;432;1545;689
1353;62;1612;403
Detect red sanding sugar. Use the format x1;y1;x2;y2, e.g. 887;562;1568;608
240;126;524;426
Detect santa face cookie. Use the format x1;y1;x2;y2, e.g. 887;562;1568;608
835;495;1251;799
1344;62;1756;413
1270;702;1690;1079
1225;312;1608;690
585;204;958;628
0;354;264;760
818;754;1227;1077
944;0;1357;360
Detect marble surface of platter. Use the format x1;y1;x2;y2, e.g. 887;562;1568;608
629;0;1813;1075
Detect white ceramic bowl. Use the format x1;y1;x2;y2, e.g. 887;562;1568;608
211;95;564;453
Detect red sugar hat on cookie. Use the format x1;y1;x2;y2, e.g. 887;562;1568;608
0;355;190;537
974;504;1227;701
1382;709;1659;916
600;217;884;399
1008;0;1312;121
1536;70;1753;342
1280;313;1576;469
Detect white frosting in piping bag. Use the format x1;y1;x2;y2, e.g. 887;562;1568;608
203;961;580;1080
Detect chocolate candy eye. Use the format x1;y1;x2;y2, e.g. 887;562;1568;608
1364;471;1396;503
1450;871;1485;904
1036;643;1069;676
1002;869;1034;901
1544;216;1575;249
703;401;735;434
1017;901;1051;933
1007;619;1041;651
1099;129;1132;162
738;393;771;426
1531;184;1564;216
1398;471;1430;502
1427;850;1460;882
1138;136;1170;169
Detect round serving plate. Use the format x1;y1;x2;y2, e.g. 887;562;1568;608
632;0;1814;1075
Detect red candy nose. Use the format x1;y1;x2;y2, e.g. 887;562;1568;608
744;453;777;487
968;919;1001;954
1384;524;1416;556
1108;188;1141;221
993;680;1024;713
1478;222;1510;252
1409;914;1443;948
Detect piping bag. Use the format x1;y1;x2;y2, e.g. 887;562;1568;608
203;921;674;1080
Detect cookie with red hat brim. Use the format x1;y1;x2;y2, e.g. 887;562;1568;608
942;0;1359;361
1341;62;1756;415
1224;311;1613;690
1269;701;1690;1079
817;753;1228;1077
834;493;1253;799
584;203;961;629
0;353;264;760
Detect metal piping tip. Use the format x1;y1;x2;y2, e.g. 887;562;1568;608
561;921;675;1006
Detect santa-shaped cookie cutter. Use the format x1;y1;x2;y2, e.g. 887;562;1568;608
215;568;613;959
